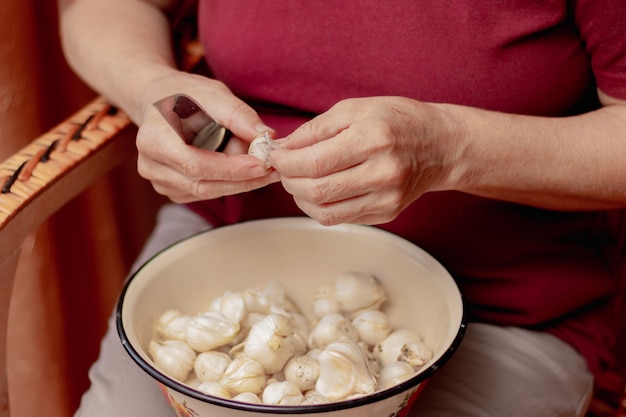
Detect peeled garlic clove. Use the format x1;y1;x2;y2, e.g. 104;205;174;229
284;354;321;392
194;351;232;382
244;313;296;374
197;381;232;399
154;309;190;341
351;309;391;347
210;291;247;324
377;361;416;391
334;272;387;316
311;284;340;319
232;392;262;404
248;132;278;167
373;329;423;367
262;380;304;405
148;339;196;382
398;340;433;369
220;355;267;394
315;340;377;402
308;312;359;350
186;311;240;352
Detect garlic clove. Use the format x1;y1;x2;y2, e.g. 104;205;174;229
311;284;340;319
232;392;263;404
333;272;387;316
148;339;196;382
241;288;272;315
262;380;304;405
209;291;247;324
194;351;232;383
398;340;433;369
315;340;377;402
308;312;359;350
186;311;240;352
197;381;233;399
351;309;392;347
376;361;416;391
373;329;423;368
154;309;190;341
248;132;279;167
244;313;296;374
220;355;267;395
301;389;330;405
284;354;321;392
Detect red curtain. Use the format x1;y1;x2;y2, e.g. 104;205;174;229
1;1;165;416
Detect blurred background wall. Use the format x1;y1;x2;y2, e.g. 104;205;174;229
1;1;165;416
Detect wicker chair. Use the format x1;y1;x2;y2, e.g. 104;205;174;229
0;34;625;417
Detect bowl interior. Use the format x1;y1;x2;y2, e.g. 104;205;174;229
119;218;464;404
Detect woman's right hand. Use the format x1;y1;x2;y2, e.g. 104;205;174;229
134;70;280;203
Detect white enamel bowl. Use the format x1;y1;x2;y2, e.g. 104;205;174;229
117;218;465;417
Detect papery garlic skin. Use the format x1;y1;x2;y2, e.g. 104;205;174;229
232;392;263;404
377;361;416;391
352;309;392;347
155;309;190;341
220;355;267;395
284;354;320;392
315;340;377;402
197;381;233;399
301;390;329;405
148;339;196;382
210;291;247;324
186;311;240;352
194;351;232;382
334;272;387;316
262;380;304;405
248;132;278;167
398;340;433;369
244;313;296;374
373;329;423;367
308;312;359;350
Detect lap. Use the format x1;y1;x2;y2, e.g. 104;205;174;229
75;204;594;417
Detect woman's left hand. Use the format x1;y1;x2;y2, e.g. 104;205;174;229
269;97;462;225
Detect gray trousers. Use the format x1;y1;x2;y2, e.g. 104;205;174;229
75;204;594;417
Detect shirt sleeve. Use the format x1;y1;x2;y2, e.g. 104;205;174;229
574;0;626;99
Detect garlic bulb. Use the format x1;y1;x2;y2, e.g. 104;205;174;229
241;288;272;314
398;340;433;369
148;339;196;382
186;311;240;352
244;313;296;374
232;392;262;404
262;380;304;405
194;351;232;382
284;354;320;392
351;309;391;347
210;291;247;324
315;340;377;402
197;381;232;399
248;132;278;167
220;355;267;394
334;272;387;316
308;313;359;350
377;361;416;391
373;329;423;367
154;309;190;341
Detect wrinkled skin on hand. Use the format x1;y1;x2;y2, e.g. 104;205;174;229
135;72;280;203
269;97;462;226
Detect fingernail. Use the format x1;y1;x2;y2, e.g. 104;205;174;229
250;164;268;177
255;124;275;135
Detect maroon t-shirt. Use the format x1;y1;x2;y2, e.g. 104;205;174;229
191;0;626;377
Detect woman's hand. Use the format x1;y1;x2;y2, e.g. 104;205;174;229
269;97;461;225
135;71;280;203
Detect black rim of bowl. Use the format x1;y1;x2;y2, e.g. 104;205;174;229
116;220;467;414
